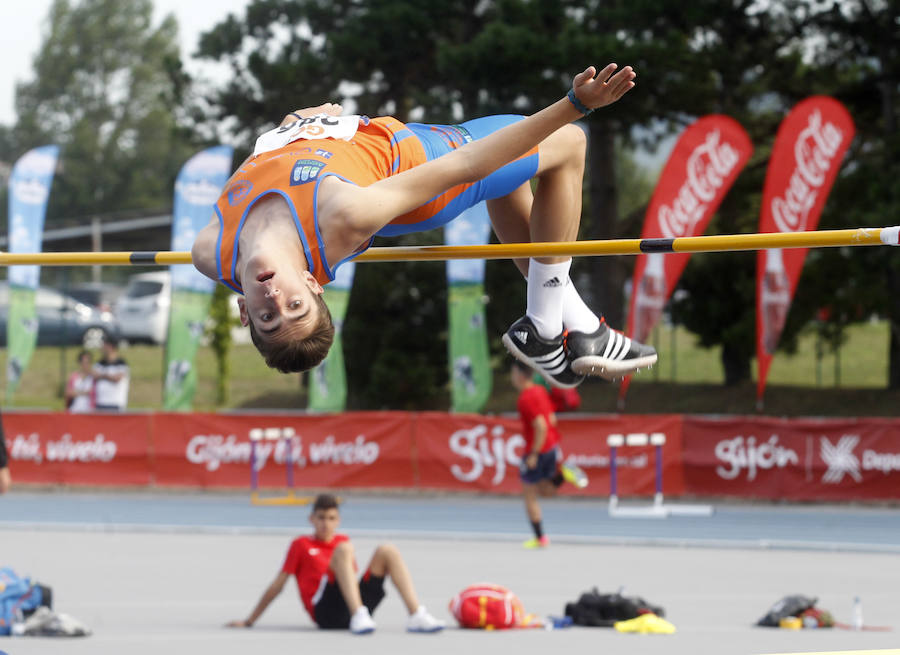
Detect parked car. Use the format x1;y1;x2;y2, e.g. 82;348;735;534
114;272;171;344
0;282;120;348
67;282;125;314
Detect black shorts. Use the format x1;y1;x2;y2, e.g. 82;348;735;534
520;446;560;484
313;572;386;630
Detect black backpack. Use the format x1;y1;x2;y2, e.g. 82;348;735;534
757;595;818;627
565;588;665;627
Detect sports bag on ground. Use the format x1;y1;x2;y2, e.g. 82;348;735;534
0;567;52;636
450;583;527;629
757;595;819;627
565;587;665;627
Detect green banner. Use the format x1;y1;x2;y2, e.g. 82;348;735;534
446;202;492;413
308;279;353;412
163;146;232;410
6;145;60;402
5;287;38;401
448;282;492;412
163;289;213;410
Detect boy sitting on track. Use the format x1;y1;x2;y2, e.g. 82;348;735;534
511;359;588;549
226;493;444;634
191;62;657;387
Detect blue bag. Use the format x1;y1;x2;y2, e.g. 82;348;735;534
0;567;45;636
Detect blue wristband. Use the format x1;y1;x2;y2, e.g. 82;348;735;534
567;89;593;115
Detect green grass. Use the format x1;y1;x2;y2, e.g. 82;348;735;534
2;343;308;412
1;320;895;415
640;319;888;388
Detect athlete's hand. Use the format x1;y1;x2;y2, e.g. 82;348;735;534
571;63;636;110
525;453;539;470
295;103;344;118
225;619;252;628
280;103;344;126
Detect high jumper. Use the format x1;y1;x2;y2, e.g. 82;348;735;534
189;62;657;387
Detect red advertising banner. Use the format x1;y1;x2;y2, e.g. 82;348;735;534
621;116;752;400
683;416;900;500
756;97;855;402
415;412;684;496
4;410;898;502
152;412;415;489
4;412;153;486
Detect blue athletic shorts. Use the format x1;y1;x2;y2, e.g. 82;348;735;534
520;446;561;484
375;115;539;237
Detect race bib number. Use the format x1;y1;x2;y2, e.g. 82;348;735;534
253;114;362;157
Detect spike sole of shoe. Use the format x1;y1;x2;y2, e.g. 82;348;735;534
501;333;582;389
571;352;658;380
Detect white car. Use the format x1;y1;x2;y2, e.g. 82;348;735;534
114;272;171;344
113;272;249;346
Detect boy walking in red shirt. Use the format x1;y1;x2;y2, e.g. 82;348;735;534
226;494;444;634
511;360;588;549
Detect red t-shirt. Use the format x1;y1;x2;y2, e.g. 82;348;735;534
517;385;560;454
281;534;352;620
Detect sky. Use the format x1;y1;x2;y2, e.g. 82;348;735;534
0;0;251;126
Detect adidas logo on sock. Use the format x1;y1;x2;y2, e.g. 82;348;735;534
543;277;563;288
514;330;529;344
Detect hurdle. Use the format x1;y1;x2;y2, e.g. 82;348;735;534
249;427;313;506
0;226;896;267
607;432;714;519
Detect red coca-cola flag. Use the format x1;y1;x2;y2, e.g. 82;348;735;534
756;97;855;402
620;116;753;400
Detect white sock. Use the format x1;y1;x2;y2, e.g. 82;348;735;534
526;259;571;339
562;278;601;333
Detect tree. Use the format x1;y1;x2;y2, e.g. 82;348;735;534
802;0;900;387
12;0;195;231
207;283;237;405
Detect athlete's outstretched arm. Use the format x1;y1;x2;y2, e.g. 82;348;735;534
324;63;635;237
225;571;290;628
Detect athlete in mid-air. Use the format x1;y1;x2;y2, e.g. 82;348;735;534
191;62;657;387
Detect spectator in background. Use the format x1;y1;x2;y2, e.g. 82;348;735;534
510;359;588;549
93;336;129;411
65;350;95;413
0;410;9;493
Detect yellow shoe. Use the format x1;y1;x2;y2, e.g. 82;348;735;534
523;536;550;549
614;613;676;634
560;462;589;489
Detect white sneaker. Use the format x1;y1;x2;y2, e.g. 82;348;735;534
349;606;376;634
407;606;446;633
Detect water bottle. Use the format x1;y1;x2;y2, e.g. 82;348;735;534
11;606;26;636
852;596;863;631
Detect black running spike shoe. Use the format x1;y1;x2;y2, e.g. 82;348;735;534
566;319;658;380
502;316;584;389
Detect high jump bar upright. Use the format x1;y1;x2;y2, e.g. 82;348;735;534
0;226;897;267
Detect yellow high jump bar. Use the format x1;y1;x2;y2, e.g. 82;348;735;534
0;226;897;267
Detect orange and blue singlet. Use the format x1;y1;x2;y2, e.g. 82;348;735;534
213;114;538;294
